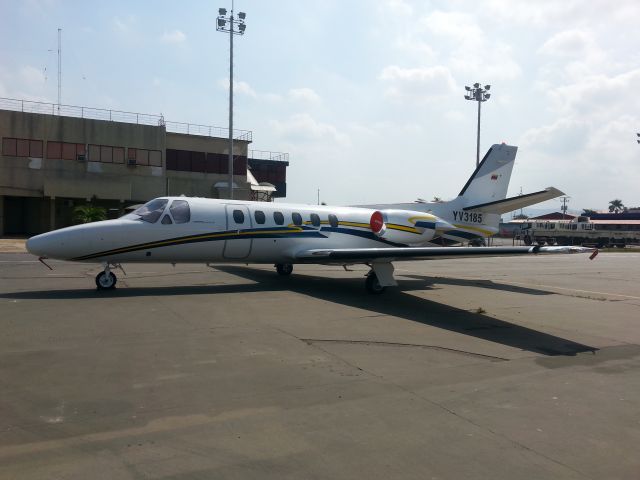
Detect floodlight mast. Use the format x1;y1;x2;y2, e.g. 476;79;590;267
464;83;491;168
216;3;247;199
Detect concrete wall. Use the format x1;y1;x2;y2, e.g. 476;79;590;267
0;109;253;235
0;110;168;203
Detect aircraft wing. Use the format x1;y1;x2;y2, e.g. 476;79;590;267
463;187;564;215
295;245;594;263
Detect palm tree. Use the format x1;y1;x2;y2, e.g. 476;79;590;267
608;199;625;213
74;205;107;224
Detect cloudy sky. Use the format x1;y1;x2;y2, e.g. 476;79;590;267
2;0;639;213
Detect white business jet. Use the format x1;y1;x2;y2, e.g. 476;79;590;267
26;143;595;293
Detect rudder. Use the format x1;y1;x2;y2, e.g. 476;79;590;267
457;144;517;206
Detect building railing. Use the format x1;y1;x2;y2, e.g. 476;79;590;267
249;149;289;162
0;97;252;142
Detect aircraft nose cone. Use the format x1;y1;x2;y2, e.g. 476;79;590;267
26;234;48;257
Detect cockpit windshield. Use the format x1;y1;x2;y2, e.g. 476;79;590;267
123;198;169;223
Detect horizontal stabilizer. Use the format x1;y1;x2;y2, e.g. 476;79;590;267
463;187;564;214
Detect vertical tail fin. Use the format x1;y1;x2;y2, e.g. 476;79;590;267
457;144;517;206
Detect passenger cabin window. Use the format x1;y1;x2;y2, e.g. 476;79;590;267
254;210;266;224
161;215;173;224
233;209;245;224
328;214;339;228
273;211;284;225
169;200;190;224
124;198;168;223
310;213;320;227
292;212;303;226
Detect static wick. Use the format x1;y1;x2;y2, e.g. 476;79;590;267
589;249;599;260
38;256;53;270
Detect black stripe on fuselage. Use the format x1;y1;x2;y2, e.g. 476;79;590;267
71;224;406;261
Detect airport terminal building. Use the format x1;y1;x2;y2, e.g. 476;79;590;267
0;98;288;235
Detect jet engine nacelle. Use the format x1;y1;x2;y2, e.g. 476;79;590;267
370;209;454;245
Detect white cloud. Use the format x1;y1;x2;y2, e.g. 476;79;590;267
113;15;135;32
270;114;350;146
422;11;483;44
288;87;321;105
379;65;456;102
161;30;186;44
538;30;592;58
217;79;257;97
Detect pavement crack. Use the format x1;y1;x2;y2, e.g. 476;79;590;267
301;339;509;362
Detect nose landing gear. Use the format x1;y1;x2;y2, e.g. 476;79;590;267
96;270;117;290
95;263;123;290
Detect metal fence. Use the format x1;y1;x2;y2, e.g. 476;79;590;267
0;97;252;142
249;149;289;162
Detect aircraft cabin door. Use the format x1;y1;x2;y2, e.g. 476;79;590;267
223;204;252;259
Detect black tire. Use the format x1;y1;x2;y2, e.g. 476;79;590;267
276;263;294;276
537;239;546;246
523;235;532;246
96;271;117;290
365;273;386;294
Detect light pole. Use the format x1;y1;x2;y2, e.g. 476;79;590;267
216;4;246;199
464;83;491;168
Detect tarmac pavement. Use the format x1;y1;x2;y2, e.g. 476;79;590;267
0;251;639;479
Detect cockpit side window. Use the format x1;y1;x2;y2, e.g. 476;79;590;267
161;214;173;224
124;198;168;223
170;200;190;224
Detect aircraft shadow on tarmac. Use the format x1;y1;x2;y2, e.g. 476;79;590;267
215;266;597;357
1;265;596;357
399;274;554;296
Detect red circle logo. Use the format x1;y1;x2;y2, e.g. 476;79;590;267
370;211;384;233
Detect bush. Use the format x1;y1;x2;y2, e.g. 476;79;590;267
74;205;107;224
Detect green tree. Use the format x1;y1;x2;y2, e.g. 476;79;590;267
74;205;107;224
608;199;625;213
513;213;529;220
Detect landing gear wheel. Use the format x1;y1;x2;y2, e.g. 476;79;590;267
365;273;386;294
96;271;117;290
275;263;294;276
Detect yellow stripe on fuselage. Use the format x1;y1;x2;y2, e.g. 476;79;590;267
386;223;421;234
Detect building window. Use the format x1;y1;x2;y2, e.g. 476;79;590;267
113;147;125;164
17;139;29;157
62;142;76;160
2;138;44;158
273;211;284;225
310;213;320;227
47;141;62;159
2;138;17;156
254;210;266;224
100;146;113;163
89;144;100;161
328;214;339;228
292;212;302;226
137;149;149;166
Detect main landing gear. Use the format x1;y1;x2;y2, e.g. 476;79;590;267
365;271;386;294
275;263;294;276
365;262;397;294
95;263;122;290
